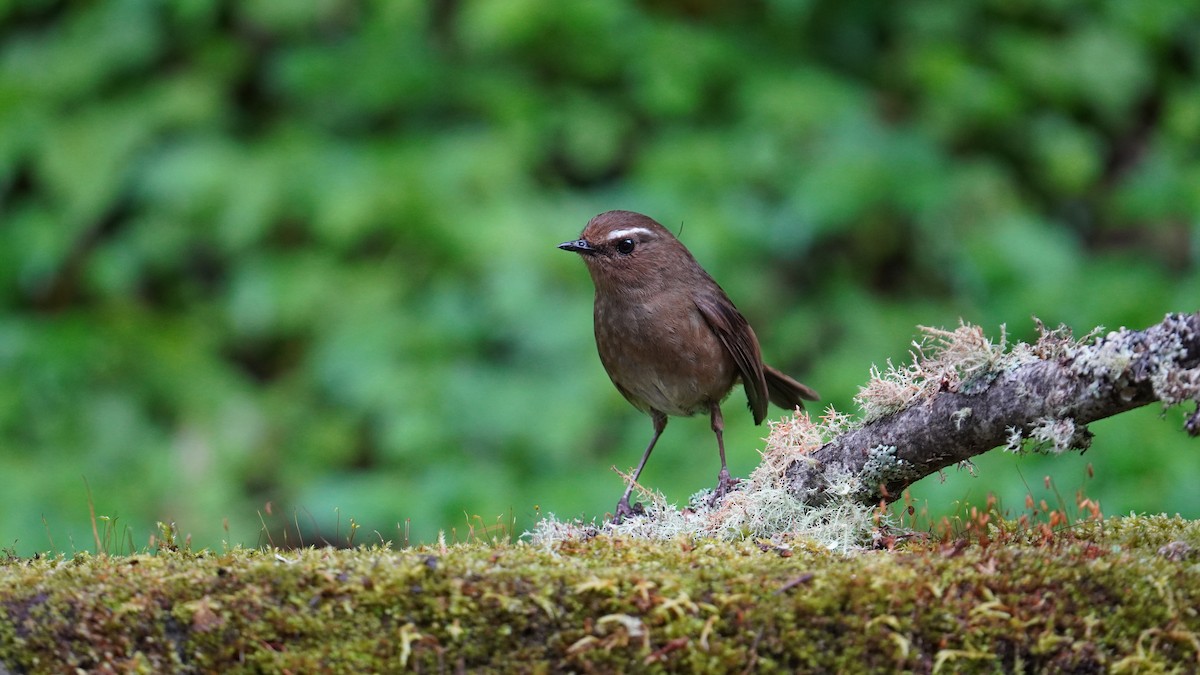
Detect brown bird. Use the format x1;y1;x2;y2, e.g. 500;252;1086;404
558;210;819;522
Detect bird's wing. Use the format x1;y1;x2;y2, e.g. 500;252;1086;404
694;292;769;424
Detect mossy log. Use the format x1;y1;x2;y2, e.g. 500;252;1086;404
3;516;1200;672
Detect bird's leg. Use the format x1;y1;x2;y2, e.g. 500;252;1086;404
614;410;667;523
708;402;740;506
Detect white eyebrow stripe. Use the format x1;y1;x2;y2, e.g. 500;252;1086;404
607;227;654;241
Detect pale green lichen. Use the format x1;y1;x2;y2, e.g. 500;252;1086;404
1068;329;1136;385
530;410;876;550
528;484;874;552
1067;317;1199;408
856;444;925;498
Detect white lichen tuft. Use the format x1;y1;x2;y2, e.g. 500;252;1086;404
525;514;600;545
526;410;876;550
1005;417;1091;456
1027;416;1080;454
1004;426;1024;453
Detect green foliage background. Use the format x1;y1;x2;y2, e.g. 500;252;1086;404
1;0;1198;555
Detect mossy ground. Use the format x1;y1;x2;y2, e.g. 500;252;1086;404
2;515;1199;673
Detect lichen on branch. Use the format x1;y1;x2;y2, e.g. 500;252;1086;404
786;312;1200;507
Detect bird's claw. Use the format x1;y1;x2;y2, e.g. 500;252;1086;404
707;470;742;507
612;498;645;524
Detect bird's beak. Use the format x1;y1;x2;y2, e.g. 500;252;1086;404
557;238;595;255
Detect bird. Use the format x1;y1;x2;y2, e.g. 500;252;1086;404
558;210;818;522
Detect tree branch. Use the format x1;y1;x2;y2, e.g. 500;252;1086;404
786;312;1200;506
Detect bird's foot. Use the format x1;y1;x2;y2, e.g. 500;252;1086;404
707;469;742;507
612;497;645;524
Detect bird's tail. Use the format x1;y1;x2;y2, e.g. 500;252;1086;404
764;364;819;411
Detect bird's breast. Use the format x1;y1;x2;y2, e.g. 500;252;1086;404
592;291;736;416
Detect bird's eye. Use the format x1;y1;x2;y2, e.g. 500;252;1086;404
616;238;636;255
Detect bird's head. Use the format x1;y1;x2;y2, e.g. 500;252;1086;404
558;210;692;292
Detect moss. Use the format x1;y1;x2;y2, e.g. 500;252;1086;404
2;516;1200;672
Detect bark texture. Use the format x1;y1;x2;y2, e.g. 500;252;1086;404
786;312;1200;506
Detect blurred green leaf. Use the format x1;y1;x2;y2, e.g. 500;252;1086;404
1;1;1198;556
